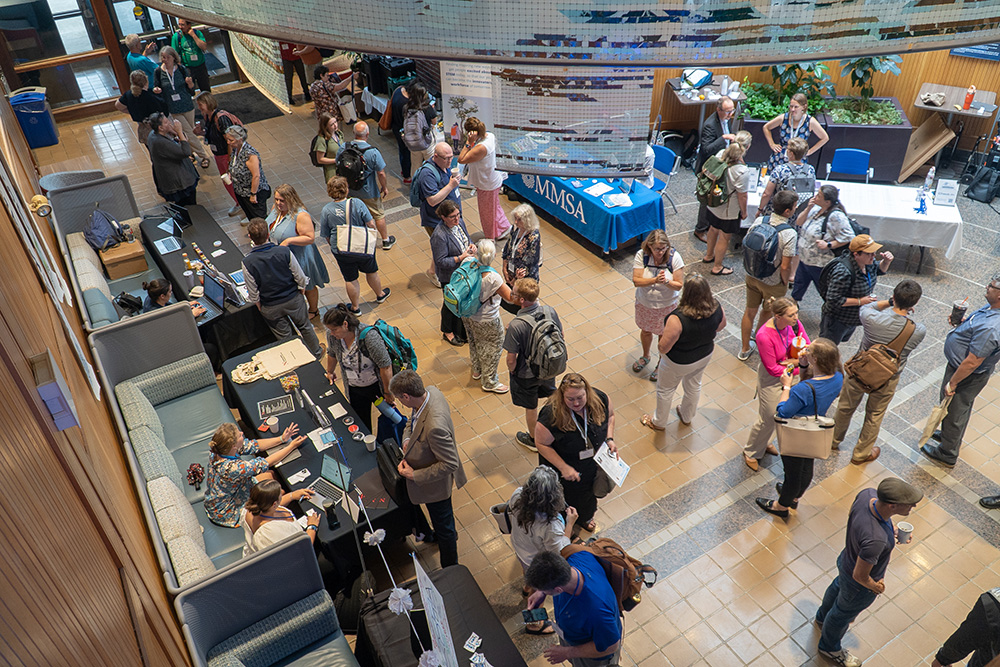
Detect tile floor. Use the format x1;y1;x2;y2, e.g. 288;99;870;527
36;85;1000;666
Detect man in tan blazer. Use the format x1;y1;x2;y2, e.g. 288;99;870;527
389;370;467;567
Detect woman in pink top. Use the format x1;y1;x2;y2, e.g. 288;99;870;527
743;296;810;470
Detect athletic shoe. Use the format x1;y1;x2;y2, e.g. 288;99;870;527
472;372;482;380
403;178;412;184
737;340;757;361
818;648;862;667
382;235;397;250
348;305;362;315
516;432;538;452
376;288;391;304
427;271;441;288
227;204;241;217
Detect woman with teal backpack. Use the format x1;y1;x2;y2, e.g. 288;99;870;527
460;239;513;394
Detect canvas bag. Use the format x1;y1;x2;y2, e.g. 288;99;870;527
774;381;834;459
335;200;379;257
490;503;513;534
844;319;915;392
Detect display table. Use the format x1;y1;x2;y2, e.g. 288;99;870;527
913;83;997;169
362;87;388;115
355;565;527;667
667;77;746;135
504;173;664;252
140;206;274;361
747;180;963;270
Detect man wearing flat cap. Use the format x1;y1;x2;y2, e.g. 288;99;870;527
820;234;894;345
815;478;922;667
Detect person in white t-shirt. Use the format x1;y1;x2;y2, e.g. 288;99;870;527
462;240;514;393
458;117;512;240
631;230;684;382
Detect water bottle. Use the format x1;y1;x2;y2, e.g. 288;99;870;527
923;166;936;192
374;397;403;424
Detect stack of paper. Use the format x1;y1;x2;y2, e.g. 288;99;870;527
254;339;314;379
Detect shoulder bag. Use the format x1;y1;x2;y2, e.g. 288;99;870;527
335;199;379;257
774;381;834;459
843;318;915;392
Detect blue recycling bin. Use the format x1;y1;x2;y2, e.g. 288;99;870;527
10;88;59;149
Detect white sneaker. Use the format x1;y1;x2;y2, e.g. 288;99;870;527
819;648;862;667
427;271;441;288
737;340;757;361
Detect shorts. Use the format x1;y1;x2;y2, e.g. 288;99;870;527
634;301;675;335
510;374;556;410
745;275;788;310
706;208;741;235
361;196;384;221
334;253;378;282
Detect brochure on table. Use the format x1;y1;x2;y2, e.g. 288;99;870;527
414;556;460;667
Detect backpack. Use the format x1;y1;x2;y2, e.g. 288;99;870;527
402;108;431;152
409;160;435;208
443;260;499;318
785;162;815;194
213;109;243;132
843;319;916;392
516;307;567;380
742;218;793;280
309;134;323;168
358;320;418;374
643;248;674;272
336;143;369;191
818;254;857;302
561;538;657;612
695;155;730;208
84;206;126;251
819;211;870;257
965;166;1000;203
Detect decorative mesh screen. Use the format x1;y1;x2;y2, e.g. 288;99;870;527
230;33;286;109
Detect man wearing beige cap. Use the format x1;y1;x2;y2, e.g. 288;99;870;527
816;478;922;667
820;234;894;345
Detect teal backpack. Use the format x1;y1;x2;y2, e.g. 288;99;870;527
358;320;418;373
444;260;498;318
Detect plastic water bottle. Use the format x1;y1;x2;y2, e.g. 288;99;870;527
923;166;936;192
374;397;403;424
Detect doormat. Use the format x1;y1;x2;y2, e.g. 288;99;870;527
213;86;284;124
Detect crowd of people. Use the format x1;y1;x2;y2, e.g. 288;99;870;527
116;40;1000;664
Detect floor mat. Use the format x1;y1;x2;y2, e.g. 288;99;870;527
212;85;284;124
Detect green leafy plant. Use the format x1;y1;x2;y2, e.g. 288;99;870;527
738;81;784;120
838;55;902;111
824;98;903;125
761;61;835;105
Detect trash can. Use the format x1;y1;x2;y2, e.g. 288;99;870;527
9;87;59;149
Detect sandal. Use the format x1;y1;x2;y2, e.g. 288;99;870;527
641;414;664;431
701;257;715;263
308;309;320;319
525;621;555;635
711;266;734;276
582;520;599;533
199;157;210;169
631;356;650;373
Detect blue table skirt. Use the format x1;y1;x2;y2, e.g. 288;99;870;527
504;173;664;252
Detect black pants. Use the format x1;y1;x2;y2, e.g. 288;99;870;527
189;62;211;92
282;59;310;102
164;182;198;206
426;497;458;567
347;381;381;432
695;202;711;234
778;454;814;506
235;188;270;220
440;300;466;339
394;129;411;178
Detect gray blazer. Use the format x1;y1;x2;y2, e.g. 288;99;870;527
401;387;467;504
148;132;198;195
430;220;471;285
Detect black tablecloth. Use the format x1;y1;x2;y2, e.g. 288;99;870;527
139;205;273;361
355;565;528;667
221;342;403;546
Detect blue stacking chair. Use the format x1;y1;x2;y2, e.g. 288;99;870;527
650;144;680;214
826;148;873;183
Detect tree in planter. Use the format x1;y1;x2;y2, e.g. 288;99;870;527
761;61;835;114
838;55;902;112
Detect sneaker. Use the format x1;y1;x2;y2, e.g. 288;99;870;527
516;432;537;452
737;340;757;361
376;288;391;304
483;383;509;394
427;271;441;288
818;648;862;667
403;178;412;184
348;305;362;315
227;204;241;217
382;235;396;250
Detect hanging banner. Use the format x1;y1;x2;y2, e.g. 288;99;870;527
440;61;494;152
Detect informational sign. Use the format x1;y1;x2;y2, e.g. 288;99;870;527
440;62;494;153
950;43;1000;61
935;179;960;206
257;395;294;421
413;556;459;667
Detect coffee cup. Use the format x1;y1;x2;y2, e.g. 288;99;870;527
183;270;195;288
266;416;279;434
221;173;232;185
789;335;807;359
896;521;913;544
363;434;377;452
950;300;967;327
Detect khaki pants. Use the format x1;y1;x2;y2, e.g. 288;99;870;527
744;371;783;460
832;374;899;461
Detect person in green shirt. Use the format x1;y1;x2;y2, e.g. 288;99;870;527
171;19;210;92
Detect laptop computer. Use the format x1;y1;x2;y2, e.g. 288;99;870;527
193;273;225;325
163;202;192;229
308;455;352;504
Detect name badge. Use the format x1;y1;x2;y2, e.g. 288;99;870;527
579;448;594;460
171;93;181;102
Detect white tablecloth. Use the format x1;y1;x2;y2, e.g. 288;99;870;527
747;180;963;260
361;87;388;115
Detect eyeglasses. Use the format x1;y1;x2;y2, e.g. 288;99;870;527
988;284;1000;291
443;212;461;220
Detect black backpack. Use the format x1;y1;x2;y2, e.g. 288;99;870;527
818;254;857;301
742;218;793;280
309;134;322;168
336;143;369;191
819;211;870;257
966;166;1000;203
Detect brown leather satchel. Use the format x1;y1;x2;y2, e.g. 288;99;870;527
844;318;915;392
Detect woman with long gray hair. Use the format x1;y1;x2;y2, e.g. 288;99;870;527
507;465;577;633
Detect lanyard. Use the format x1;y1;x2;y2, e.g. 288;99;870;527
218;453;240;460
870;500;893;529
572;408;590;449
260;508;293;521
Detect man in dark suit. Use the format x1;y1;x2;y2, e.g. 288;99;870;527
694;96;737;242
390;370;468;567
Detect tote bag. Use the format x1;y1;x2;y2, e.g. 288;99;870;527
774;381;834;459
335;199;379;257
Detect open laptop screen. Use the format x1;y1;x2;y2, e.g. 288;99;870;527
203;273;226;310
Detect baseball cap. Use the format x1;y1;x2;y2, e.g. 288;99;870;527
849;234;882;254
876;477;923;505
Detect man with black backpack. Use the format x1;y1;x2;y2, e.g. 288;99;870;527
819;234;894;344
738;190;798;361
336;122;396;251
504;277;566;452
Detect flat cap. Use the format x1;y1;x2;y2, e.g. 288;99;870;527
877;477;923;505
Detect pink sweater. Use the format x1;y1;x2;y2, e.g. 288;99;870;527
755;320;810;378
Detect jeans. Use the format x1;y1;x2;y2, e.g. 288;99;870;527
425;496;458;567
819;311;858;344
259;294;323;358
791;262;825;302
816;574;878;653
778;455;814;506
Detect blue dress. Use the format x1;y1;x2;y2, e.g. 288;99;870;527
766;112;812;173
267;206;329;290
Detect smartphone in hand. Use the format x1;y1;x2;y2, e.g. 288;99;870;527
521;608;548;623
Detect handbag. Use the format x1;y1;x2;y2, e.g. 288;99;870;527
593;467;614;499
378;95;393;131
376;439;408;505
113;291;143;315
335;199;379;256
490;503;513;534
774;381;834;459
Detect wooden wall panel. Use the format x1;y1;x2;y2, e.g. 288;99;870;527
651;49;998;150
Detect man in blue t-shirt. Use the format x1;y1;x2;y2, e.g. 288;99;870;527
525;550;622;666
415;142;461;286
337;122;395;251
124;34;158;79
815;478;922;667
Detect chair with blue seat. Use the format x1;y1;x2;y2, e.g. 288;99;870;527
826;148;873;183
650;144;680;214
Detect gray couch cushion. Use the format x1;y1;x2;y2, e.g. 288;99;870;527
136;440;183;484
130;354;216;406
272;632;355;667
191;501;245;567
147;477;205;551
82;288;119;328
155;386;234;454
117;382;164;441
170;441;212;503
207;591;340;667
166;535;216;587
